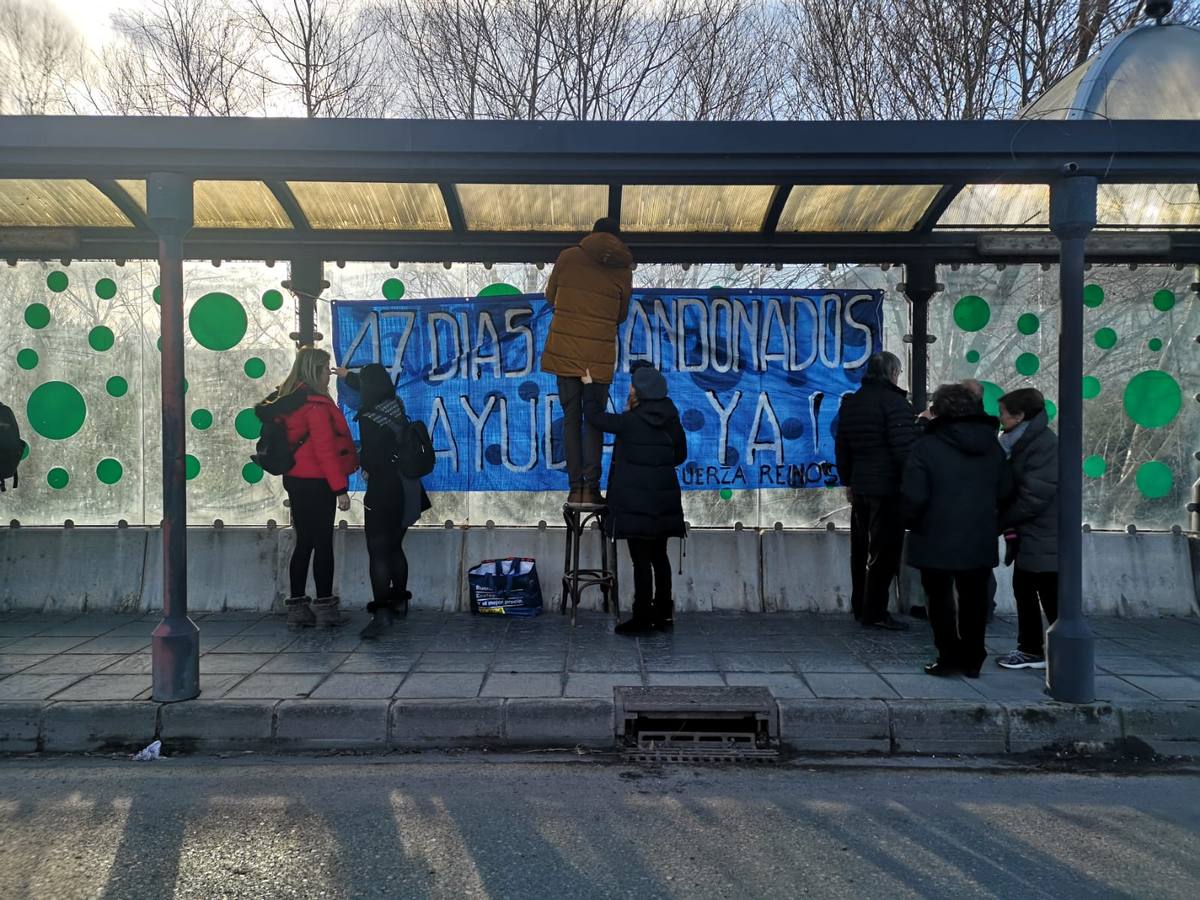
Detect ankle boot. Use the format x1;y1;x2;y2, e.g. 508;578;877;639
285;596;315;629
311;595;349;628
394;590;411;618
360;601;396;640
653;600;674;632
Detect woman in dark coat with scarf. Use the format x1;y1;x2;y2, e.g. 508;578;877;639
995;388;1059;670
901;383;1011;677
339;364;432;639
582;361;687;636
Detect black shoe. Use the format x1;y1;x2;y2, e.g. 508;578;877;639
909;606;928;620
963;667;981;679
864;615;909;632
360;606;396;640
924;661;956;677
393;590;411;618
614;617;656;636
654;617;674;633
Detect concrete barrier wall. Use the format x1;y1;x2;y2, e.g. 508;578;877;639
1;526;1196;618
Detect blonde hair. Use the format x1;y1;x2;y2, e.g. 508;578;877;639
277;347;330;398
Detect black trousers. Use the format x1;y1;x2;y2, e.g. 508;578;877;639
627;537;672;621
364;500;409;610
920;568;990;671
1014;567;1059;656
849;496;904;623
284;476;336;599
557;376;610;488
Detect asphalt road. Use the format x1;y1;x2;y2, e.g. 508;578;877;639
1;755;1198;899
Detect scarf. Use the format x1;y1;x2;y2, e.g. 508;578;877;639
998;420;1030;458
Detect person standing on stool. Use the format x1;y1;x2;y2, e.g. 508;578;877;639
834;351;918;631
540;217;634;506
582;363;686;635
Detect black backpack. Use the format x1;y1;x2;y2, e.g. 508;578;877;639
251;419;307;476
0;402;26;492
364;408;435;479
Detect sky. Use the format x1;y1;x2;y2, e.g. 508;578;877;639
49;0;144;47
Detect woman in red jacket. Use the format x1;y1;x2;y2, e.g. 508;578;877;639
255;347;359;628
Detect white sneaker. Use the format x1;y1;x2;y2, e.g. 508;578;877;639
997;649;1046;670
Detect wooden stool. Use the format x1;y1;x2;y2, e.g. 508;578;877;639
560;501;620;626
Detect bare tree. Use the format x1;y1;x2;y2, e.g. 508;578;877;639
102;0;262;116
240;0;387;117
0;0;84;114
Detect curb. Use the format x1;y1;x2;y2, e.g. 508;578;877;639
2;698;1198;756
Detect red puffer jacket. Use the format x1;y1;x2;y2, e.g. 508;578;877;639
256;387;359;493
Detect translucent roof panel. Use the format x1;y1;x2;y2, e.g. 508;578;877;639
935;184;1050;230
289;181;450;231
0;179;131;227
622;185;774;232
457;184;607;231
1097;183;1200;228
118;179;292;229
1023;24;1200;120
777;185;942;232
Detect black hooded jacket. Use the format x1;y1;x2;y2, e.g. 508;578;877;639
583;394;687;540
901;414;1013;571
834;377;918;497
999;410;1059;573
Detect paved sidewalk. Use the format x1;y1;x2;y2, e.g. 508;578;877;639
2;609;1199;755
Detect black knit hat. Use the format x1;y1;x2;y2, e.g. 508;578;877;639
631;361;668;400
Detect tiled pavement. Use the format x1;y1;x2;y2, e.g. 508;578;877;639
3;608;1200;705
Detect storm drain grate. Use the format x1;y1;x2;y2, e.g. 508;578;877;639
615;687;779;763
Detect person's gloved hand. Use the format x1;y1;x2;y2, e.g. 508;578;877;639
1003;529;1019;566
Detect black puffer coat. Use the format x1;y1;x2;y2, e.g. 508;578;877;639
834;377;918;498
901;414;1012;572
999;411;1059;573
583;394;687;540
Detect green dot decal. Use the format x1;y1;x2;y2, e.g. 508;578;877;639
1083;455;1106;479
189;292;248;351
1136;460;1173;499
106;376;128;398
1152;289;1175;312
153;286;161;305
242;462;264;485
1015;353;1040;376
1094;327;1117;350
20;443;29;461
953;295;990;332
980;381;1004;417
46;271;68;293
383;278;406;300
965;350;981;364
262;289;284;311
94;278;117;300
17;349;38;370
156;337;161;353
88;326;115;352
1148;338;1163;352
25;303;50;329
1083;284;1104;308
234;408;262;440
185;455;201;480
719;488;733;501
191;409;213;430
477;283;522;299
1044;399;1057;422
47;467;69;490
1123;370;1182;429
1082;376;1101;399
1017;313;1040;335
244;357;266;379
96;458;123;485
26;381;86;440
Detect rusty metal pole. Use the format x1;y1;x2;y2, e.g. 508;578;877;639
148;173;198;703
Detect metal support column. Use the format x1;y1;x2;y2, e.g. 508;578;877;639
287;257;325;346
148;173;198;703
902;262;940;412
1047;173;1097;704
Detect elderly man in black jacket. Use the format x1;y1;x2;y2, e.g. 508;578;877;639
835;351;917;630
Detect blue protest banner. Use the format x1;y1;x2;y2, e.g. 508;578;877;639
331;288;883;492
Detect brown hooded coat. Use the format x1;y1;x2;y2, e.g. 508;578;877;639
539;232;634;383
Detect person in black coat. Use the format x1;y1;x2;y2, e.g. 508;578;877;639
834;351;918;630
338;363;432;639
902;383;1012;677
995;388;1059;670
582;361;687;636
